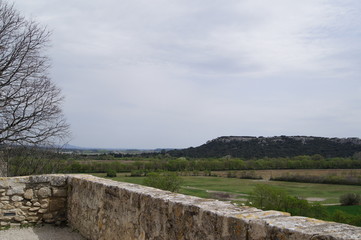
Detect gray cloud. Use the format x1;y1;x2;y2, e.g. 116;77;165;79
13;0;361;148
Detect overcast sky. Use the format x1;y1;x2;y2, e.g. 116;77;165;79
14;0;361;149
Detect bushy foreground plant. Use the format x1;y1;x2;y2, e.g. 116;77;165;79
106;169;117;178
248;184;361;226
248;184;327;219
143;172;183;192
340;193;361;206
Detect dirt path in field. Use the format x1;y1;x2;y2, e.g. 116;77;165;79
183;186;338;205
305;197;326;202
206;190;248;201
182;186;248;201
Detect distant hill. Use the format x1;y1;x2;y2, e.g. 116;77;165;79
167;136;361;158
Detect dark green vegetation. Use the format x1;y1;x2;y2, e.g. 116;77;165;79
106;169;117;178
168;136;361;158
326;205;361;216
143;172;183;192
62;155;361;174
249;185;361;227
271;174;361;186
249;185;327;219
5;135;361;177
4;147;68;176
340;193;361;206
6;150;361;177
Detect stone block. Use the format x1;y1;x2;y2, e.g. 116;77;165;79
26;216;39;222
37;187;51;198
6;183;25;195
11;195;24;202
0;221;10;226
0;216;14;221
29;207;40;212
0;179;9;188
50;176;67;187
52;188;67;197
14;216;26;222
10;223;21;227
23;189;34;200
49;198;66;211
43;213;53;220
0;196;9;201
40;203;49;209
13;202;22;208
38;208;48;214
3;203;14;210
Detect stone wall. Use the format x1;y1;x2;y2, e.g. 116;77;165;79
67;175;361;240
2;174;361;239
0;175;68;229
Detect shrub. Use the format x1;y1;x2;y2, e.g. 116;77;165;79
143;172;183;192
248;184;327;218
130;170;145;177
239;170;262;179
340;193;361;206
106;169;117;178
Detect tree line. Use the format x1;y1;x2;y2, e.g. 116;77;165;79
62;154;361;174
167;136;361;158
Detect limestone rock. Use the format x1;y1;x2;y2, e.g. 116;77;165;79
11;195;24;202
40;203;49;209
23;189;34;200
29;207;40;212
49;198;66;211
43;213;53;220
0;196;10;201
14;216;26;222
6;183;25;195
52;188;67;197
37;187;51;198
38;208;48;214
26;216;39;222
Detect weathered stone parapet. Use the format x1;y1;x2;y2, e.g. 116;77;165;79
2;174;361;239
66;175;361;240
0;174;68;229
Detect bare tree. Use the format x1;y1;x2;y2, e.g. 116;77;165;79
0;1;69;146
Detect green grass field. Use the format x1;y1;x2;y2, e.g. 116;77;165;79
325;205;361;215
92;173;361;205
